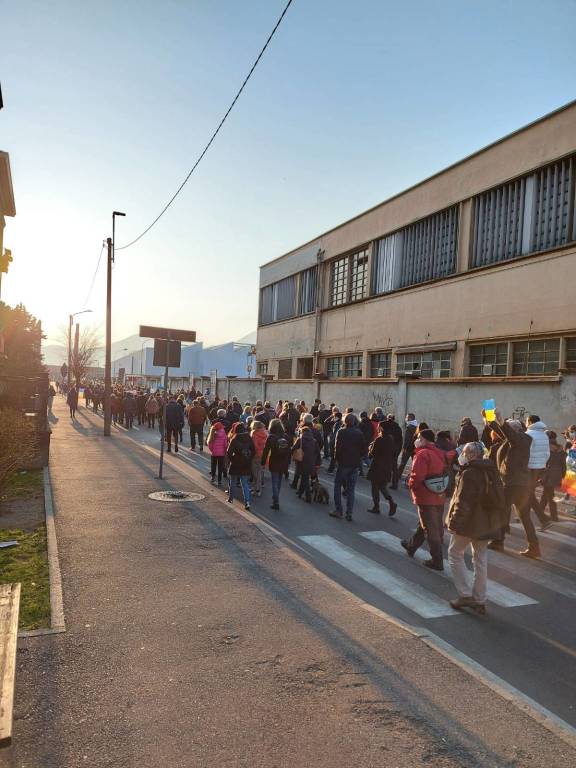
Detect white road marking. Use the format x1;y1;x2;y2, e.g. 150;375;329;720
360;530;537;608
300;535;457;619
487;549;576;600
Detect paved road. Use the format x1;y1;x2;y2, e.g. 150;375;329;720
113;413;576;729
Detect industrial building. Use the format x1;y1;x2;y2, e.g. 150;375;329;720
254;101;576;432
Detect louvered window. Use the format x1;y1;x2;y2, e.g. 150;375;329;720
298;266;317;315
400;206;458;288
472;180;526;267
372;233;402;295
532;158;574;252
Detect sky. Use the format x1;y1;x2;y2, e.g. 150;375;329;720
2;0;576;351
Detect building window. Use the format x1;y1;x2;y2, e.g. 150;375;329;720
400;206;459;288
296;357;313;378
277;358;293;379
469;344;508;376
373;233;402;295
257;362;268;376
396;350;452;378
369;352;391;378
472;179;526;267
566;338;576;370
298;266;317;315
259;275;297;325
330;248;369;306
512;339;560;376
532;158;575;253
344;354;363;377
326;357;343;379
330;257;349;306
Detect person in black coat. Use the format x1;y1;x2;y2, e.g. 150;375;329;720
165;396;185;452
261;419;292;510
386;415;403;489
398;413;418;480
367;422;397;516
291;426;320;503
359;412;374;475
539;431;567;522
457;418;479;446
226;423;255;509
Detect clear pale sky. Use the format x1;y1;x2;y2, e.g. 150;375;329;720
2;0;575;349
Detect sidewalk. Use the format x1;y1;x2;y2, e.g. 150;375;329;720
3;397;575;767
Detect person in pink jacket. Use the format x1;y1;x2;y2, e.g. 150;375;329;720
207;421;228;486
401;428;454;571
250;420;269;496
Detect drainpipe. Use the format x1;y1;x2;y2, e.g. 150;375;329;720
312;248;324;400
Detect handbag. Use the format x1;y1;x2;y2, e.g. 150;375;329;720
423;454;450;494
293;447;304;463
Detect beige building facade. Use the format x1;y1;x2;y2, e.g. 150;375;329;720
255;101;576;432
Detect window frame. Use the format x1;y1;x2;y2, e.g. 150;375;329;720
468;343;509;377
512;338;561;376
329;247;369;307
369;351;392;378
396;350;453;378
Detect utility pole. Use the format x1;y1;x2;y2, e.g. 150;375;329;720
103;237;113;436
73;323;80;381
104;212;126;436
67;314;73;389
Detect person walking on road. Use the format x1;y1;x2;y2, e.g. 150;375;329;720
386;414;403;489
145;394;160;429
67;385;79;419
523;415;551;531
447;441;505;613
367;421;398;516
330;413;365;521
485;409;540;558
226;423;255;510
165;395;184;453
124;392;137;429
187;399;207;451
47;383;56;413
250;420;268;496
398;413;418;481
539;431;567;523
261;418;292;510
207;419;228;486
291;424;320;503
402;429;451;570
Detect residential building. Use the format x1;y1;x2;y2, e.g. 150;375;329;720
255;101;576;432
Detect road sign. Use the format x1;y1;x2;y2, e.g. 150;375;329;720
153;339;181;368
139;325;196;343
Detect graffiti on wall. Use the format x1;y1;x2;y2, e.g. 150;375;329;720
511;405;527;422
371;391;394;411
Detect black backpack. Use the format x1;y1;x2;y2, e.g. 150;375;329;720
275;436;291;462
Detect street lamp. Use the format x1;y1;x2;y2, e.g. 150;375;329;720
68;309;92;387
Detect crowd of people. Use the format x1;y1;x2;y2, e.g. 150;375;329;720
58;381;576;613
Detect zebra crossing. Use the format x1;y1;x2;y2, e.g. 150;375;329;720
299;528;556;619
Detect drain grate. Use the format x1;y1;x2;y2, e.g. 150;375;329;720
148;490;205;503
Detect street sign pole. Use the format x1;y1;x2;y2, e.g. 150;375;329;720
158;359;169;480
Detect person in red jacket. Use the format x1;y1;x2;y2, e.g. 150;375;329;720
401;428;453;571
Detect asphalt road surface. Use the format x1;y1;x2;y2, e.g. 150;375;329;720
107;415;576;730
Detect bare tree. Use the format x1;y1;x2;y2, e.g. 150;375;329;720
71;326;101;384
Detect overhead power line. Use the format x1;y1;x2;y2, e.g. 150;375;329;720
116;0;295;251
83;241;105;308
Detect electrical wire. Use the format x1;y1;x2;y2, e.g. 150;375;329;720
116;0;294;251
83;241;105;308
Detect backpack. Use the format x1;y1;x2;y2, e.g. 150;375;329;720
239;443;254;463
274;436;291;462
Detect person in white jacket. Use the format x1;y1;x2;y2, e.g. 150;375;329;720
524;415;552;535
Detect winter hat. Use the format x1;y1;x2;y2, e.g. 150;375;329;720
419;429;435;443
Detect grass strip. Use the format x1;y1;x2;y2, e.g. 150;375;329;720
0;526;51;630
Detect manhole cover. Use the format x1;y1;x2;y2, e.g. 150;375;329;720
148;491;205;503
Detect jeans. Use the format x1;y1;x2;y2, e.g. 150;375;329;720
407;505;445;567
298;471;311;502
334;467;359;516
251;457;263;493
448;535;489;604
524;469;549;526
166;427;179;452
228;474;251;506
493;485;537;546
211;455;225;482
189;424;204;449
270;471;282;504
539;485;558;520
370;478;392;509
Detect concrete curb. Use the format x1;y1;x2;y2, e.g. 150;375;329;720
148;441;576;753
18;466;66;638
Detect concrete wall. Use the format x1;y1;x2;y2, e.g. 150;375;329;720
215;375;576;437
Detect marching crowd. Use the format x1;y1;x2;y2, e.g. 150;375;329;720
61;382;576;614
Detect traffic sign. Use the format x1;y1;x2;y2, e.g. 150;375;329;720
153;339;181;367
139;325;196;343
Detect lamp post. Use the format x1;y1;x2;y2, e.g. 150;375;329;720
68;309;92;387
104;210;126;436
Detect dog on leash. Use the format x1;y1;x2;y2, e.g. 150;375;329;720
311;476;330;504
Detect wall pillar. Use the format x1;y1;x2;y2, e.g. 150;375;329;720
457;199;473;273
